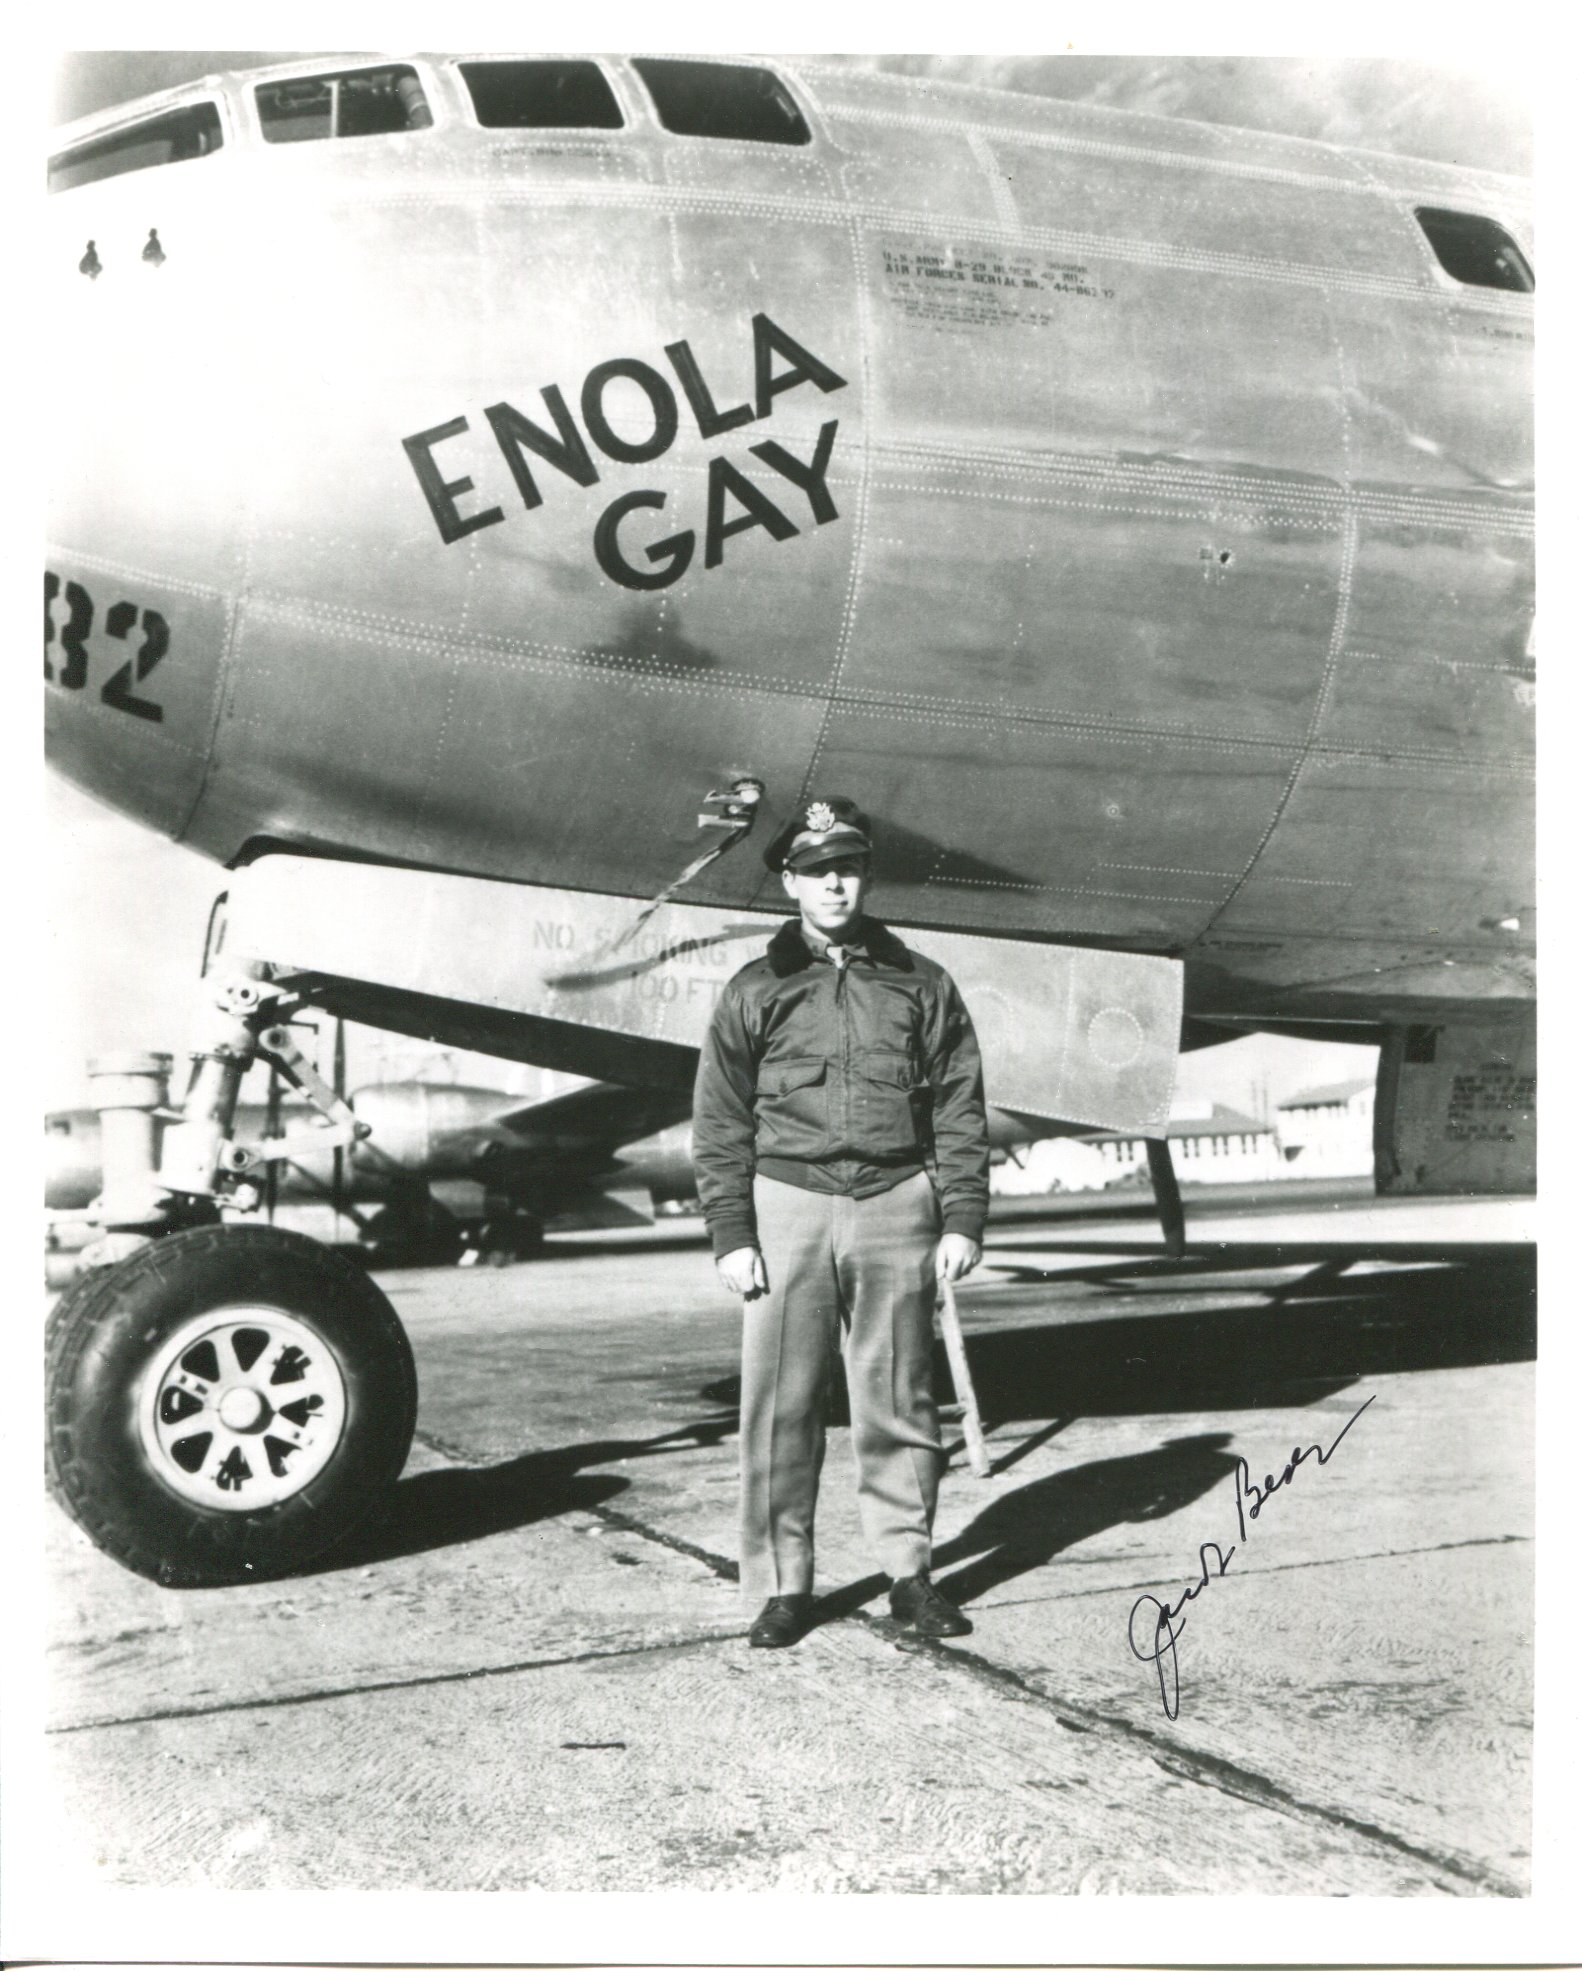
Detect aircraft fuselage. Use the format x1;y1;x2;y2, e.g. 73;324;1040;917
46;56;1534;1026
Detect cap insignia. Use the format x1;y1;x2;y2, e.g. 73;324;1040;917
804;801;837;834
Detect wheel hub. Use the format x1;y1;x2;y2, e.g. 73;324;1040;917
138;1307;349;1512
217;1386;271;1432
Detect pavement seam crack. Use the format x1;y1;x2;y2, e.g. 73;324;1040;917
980;1532;1532;1611
410;1427;741;1579
212;1426;1521;1895
586;1501;740;1580
44;1439;753;1734
850;1619;1522;1897
46;1629;746;1737
555;1475;1524;1896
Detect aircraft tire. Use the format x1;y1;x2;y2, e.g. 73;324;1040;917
46;1223;417;1588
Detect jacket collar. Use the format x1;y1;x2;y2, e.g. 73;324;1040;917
766;916;914;978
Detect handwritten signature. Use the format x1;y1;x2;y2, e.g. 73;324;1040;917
1127;1393;1375;1720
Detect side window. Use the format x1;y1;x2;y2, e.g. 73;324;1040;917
255;65;432;144
632;59;811;145
460;60;623;130
49;104;223;193
1414;208;1533;293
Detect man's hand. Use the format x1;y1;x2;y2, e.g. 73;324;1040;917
717;1246;768;1300
935;1233;982;1283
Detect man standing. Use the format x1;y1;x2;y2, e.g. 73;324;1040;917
692;796;990;1648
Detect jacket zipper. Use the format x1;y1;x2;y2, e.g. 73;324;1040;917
834;955;849;1154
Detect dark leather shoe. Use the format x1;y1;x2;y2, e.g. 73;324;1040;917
749;1594;813;1648
889;1571;972;1637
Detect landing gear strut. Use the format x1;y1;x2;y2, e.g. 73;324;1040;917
1145;1136;1186;1259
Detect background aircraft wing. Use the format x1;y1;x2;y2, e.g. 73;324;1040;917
434;1079;695;1164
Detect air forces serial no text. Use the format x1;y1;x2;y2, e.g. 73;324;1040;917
45;55;1533;1587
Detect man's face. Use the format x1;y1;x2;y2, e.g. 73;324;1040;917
782;855;870;938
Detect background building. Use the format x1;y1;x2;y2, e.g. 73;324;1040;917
1274;1076;1376;1179
990;1081;1381;1197
992;1099;1281;1195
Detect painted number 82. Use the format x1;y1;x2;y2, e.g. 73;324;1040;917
45;571;169;723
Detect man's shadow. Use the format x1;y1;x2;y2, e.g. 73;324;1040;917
812;1432;1239;1624
932;1431;1239;1605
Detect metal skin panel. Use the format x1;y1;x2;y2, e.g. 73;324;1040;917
225;857;1182;1133
839;125;1007;224
47;188;244;577
472;137;656;191
812;702;1298;944
1322;646;1533;763
1342;519;1536;682
786;61;1267;165
1193;752;1534;1007
988;134;1409;273
660;138;835;204
44;557;232;839
45;57;1533;1028
208;607;836;887
864;239;1347;469
1376;1016;1535;1194
1325;298;1535;496
843;475;1340;739
47;133;245;837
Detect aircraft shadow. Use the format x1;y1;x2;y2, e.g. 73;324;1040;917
699;1241;1535;1424
316;1418;736;1574
317;1244;1531;1581
804;1245;1534;1623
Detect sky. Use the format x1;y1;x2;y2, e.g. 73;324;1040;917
43;48;1529;1115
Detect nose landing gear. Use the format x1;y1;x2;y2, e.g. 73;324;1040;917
46;962;418;1587
47;1222;417;1587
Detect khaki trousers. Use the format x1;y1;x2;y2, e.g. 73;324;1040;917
739;1169;943;1603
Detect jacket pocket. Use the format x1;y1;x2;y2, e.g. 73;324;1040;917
856;1052;925;1154
755;1056;829;1160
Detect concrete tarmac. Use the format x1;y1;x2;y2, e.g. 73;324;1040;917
44;1189;1535;1894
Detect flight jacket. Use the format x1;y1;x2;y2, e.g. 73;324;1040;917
692;917;991;1260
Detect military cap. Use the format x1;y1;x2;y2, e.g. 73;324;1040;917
764;796;874;873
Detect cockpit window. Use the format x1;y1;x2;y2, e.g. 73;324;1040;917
255;65;432;144
49;104;223;194
632;59;811;145
1415;208;1533;293
460;60;624;129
